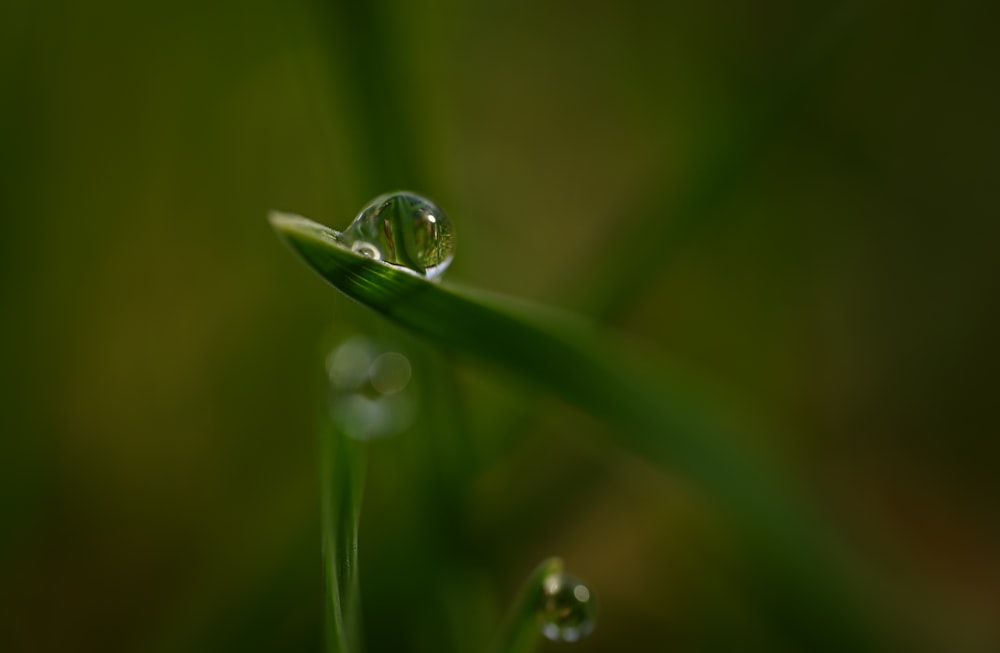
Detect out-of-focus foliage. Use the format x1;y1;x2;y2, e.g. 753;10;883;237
1;1;998;652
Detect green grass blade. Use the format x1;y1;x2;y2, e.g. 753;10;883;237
271;210;770;517
272;211;880;650
320;417;366;653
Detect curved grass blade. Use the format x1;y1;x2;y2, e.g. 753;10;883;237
271;212;881;650
320;417;366;653
271;211;783;528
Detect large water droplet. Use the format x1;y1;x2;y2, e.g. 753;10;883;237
338;191;454;278
538;572;596;643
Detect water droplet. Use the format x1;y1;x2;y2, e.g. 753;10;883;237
538;572;596;642
338;192;454;278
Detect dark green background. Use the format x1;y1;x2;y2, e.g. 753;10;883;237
2;1;998;651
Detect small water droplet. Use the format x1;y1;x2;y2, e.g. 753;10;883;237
338;192;454;278
351;241;382;259
538;572;596;642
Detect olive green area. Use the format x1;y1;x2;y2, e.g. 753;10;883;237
3;0;999;652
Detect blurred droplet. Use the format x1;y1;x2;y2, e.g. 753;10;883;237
538;572;596;643
332;393;413;441
325;337;416;440
369;352;412;395
338;191;454;278
333;394;387;440
326;336;375;390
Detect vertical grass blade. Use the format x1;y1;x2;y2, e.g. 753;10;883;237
320;418;366;653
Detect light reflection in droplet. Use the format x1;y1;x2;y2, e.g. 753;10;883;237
339;192;454;279
369;352;412;395
350;241;381;259
538;572;596;643
326;336;374;391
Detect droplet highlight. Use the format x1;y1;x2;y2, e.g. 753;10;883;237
369;352;412;396
351;241;382;260
338;191;454;278
538;572;596;643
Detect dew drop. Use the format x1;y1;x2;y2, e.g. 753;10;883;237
538;572;596;643
369;352;412;396
338;192;454;278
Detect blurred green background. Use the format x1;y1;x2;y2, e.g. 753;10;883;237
2;0;998;651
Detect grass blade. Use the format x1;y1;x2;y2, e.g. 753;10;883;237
320;417;366;653
272;211;881;650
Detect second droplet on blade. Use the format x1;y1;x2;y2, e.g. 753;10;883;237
538;571;597;643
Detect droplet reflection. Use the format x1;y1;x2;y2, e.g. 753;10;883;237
538;572;596;643
338;192;454;278
326;337;373;391
369;352;412;395
326;337;414;440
